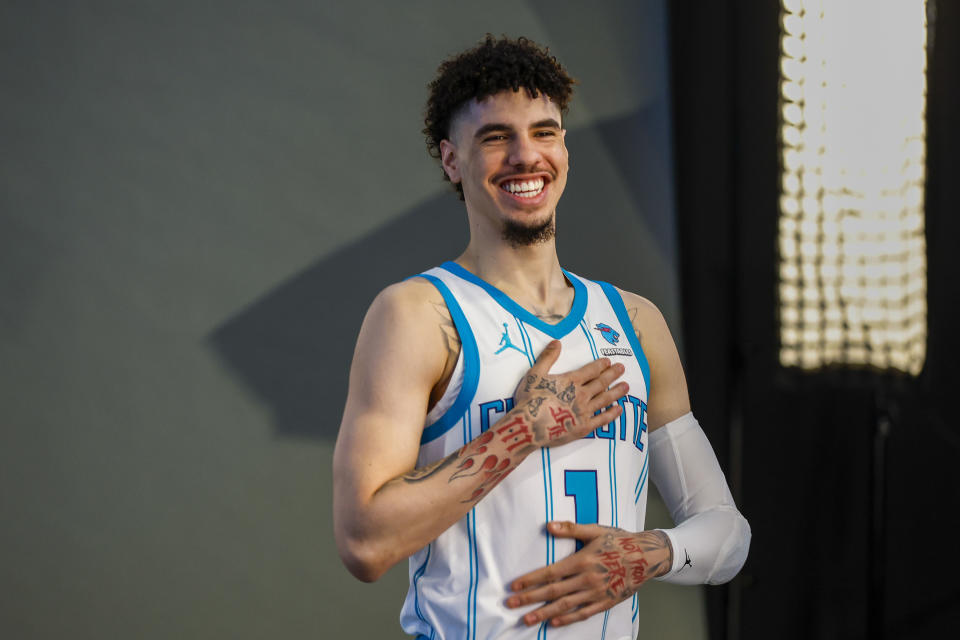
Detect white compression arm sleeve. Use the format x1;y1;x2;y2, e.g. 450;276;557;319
649;412;751;585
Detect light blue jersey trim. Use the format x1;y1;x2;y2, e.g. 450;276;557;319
595;281;651;399
540;447;552;565
514;317;536;367
579;320;600;361
466;410;479;640
414;274;481;444
440;262;588;339
634;454;650;504
607;441;616;528
610;438;618;528
411;545;434;638
467;507;477;640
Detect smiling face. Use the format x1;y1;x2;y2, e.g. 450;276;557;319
440;90;569;245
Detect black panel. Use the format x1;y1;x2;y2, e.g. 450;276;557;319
670;1;960;638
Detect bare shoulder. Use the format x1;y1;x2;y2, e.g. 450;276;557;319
337;278;452;461
614;288;691;431
349;276;461;407
367;276;459;352
369;276;447;321
616;289;670;346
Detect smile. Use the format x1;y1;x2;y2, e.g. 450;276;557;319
500;178;545;198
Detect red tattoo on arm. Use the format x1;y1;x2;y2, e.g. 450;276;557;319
440;417;539;503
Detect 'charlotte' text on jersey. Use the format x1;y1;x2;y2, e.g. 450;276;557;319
479;395;648;450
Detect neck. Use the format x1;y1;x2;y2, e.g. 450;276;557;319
455;227;568;307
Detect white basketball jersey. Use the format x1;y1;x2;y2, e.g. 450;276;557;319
400;262;651;640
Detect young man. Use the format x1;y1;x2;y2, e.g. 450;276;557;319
333;36;750;639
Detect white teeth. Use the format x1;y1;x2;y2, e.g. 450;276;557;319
502;178;544;196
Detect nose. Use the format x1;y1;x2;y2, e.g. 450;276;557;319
507;133;541;169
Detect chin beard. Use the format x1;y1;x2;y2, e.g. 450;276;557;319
502;216;556;247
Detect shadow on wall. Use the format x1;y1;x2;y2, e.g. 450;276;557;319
209;189;468;441
209;103;676;442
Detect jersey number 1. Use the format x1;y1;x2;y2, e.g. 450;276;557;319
564;470;598;552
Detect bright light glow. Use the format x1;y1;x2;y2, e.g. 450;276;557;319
778;0;927;375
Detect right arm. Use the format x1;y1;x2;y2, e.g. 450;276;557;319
332;279;627;582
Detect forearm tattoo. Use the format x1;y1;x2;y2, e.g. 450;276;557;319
592;529;671;599
400;451;460;483
401;414;538;503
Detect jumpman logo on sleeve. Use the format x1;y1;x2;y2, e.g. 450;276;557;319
494;323;528;356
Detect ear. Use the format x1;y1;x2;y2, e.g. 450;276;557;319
439;139;461;184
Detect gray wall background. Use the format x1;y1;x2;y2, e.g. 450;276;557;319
1;2;701;637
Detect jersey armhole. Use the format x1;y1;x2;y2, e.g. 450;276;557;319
411;273;480;444
594;280;652;399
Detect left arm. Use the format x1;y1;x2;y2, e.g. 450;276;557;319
506;291;750;627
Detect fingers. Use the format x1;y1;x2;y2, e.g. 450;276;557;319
580;363;627;400
509;522;606;593
529;340;562;376
550;600;611;627
587;401;624;431
585;382;630;415
506;573;589;611
511;560;567;593
568;356;612;383
511;577;597;626
546;521;608;541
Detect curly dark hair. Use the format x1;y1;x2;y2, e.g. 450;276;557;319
424;35;576;199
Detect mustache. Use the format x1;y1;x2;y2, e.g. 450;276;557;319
494;168;556;182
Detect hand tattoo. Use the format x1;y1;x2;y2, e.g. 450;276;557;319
535;378;558;394
592;529;671;599
523;375;536;393
519;374;582;445
596;550;629;597
547;406;575;441
526;396;545;417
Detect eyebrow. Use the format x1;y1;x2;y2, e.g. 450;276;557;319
472;119;562;140
531;118;562;130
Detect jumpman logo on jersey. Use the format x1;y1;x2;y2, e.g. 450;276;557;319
494;323;528;356
678;549;693;573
